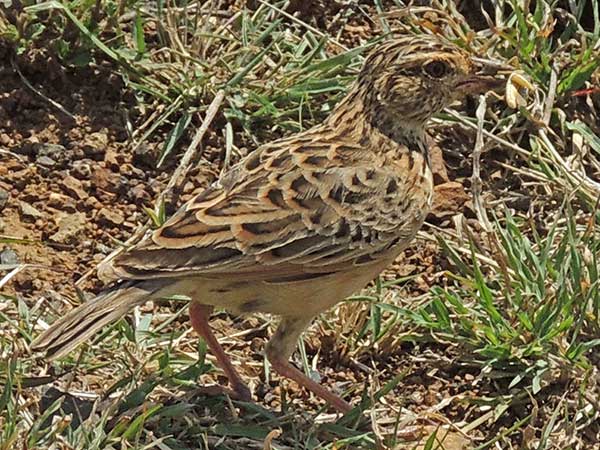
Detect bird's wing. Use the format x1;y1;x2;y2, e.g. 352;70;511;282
102;137;429;282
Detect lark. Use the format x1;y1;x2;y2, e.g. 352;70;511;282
32;35;501;413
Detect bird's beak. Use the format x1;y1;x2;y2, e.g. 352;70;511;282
455;57;509;95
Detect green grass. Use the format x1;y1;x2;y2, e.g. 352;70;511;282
1;0;600;449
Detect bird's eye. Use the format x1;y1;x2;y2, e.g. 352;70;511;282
423;61;450;79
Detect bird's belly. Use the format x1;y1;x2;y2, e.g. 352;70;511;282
172;260;393;318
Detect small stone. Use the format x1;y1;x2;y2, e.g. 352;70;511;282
428;141;449;184
36;155;57;168
82;131;108;159
432;181;470;216
0;187;8;211
130;183;151;204
19;201;43;220
34;143;65;156
48;192;77;212
0;133;12;146
120;163;145;179
0;247;18;265
97;208;124;226
60;175;88;200
91;166;121;193
71;160;93;179
33;143;72;168
10;169;30;191
49;213;87;244
104;148;121;171
132;143;156;168
83;196;101;210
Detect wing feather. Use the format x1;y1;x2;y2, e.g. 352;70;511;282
100;137;431;283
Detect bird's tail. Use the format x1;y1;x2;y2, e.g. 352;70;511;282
31;280;168;360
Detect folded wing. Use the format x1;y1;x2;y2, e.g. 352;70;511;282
102;137;425;282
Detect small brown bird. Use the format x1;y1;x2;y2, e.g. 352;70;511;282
32;35;501;413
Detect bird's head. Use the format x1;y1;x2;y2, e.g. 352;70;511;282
356;35;502;129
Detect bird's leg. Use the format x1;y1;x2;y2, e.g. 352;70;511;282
266;316;352;413
189;302;252;401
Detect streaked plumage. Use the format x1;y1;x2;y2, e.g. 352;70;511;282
32;34;501;413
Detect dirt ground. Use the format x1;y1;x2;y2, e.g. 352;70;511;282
2;2;598;449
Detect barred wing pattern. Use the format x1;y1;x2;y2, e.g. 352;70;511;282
103;135;431;283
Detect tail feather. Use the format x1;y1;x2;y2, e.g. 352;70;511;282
32;280;167;360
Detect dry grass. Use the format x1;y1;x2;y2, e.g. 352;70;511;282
1;0;600;449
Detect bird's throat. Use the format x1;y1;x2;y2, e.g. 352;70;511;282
324;84;428;162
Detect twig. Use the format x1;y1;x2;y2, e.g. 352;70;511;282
155;88;225;206
542;63;558;126
443;110;544;162
471;95;493;232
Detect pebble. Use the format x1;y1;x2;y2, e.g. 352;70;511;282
71;160;93;179
133;143;156;168
19;201;43;220
0;133;11;146
83;196;101;210
0;187;8;211
34;143;66;158
104;148;121;171
48;192;77;212
60;175;88;200
36;155;57;168
91;166;121;193
130;183;151;204
97;207;124;226
0;248;18;265
82;131;108;159
49;212;87;244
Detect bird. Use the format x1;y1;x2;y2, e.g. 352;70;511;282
32;34;502;413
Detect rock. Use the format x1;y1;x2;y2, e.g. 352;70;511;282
8;169;31;190
428;142;449;184
0;187;8;211
49;213;87;244
130;183;151;204
19;201;43;220
82;131;108;159
48;192;77;212
59;175;88;200
34;142;65;156
83;196;101;211
91;166;121;193
432;181;470;217
0;133;11;146
36;155;57;168
33;143;71;168
104;148;122;171
132;143;156;168
0;247;18;265
97;208;124;226
71;160;93;179
120;163;146;179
